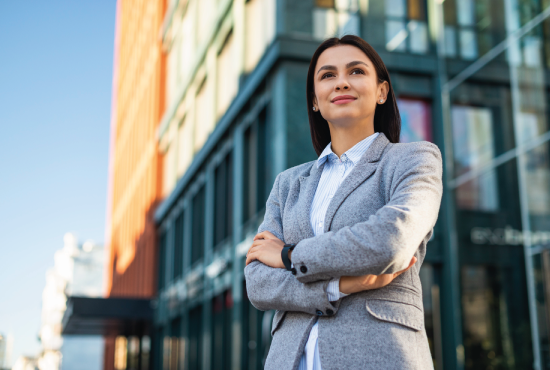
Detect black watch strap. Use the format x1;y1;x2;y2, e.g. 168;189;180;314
281;244;296;271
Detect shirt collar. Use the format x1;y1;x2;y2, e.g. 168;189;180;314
316;132;380;168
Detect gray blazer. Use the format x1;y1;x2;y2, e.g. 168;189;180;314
244;132;443;369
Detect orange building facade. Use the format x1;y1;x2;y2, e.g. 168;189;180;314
55;0;550;368
103;0;166;368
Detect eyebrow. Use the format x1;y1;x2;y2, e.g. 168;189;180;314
316;60;369;76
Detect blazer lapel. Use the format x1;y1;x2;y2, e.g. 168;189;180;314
297;161;325;239
324;133;391;233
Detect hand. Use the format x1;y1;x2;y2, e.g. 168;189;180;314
245;231;286;268
339;256;417;294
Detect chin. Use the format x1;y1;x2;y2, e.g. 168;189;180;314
325;112;364;125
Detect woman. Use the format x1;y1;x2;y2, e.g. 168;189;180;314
244;35;442;370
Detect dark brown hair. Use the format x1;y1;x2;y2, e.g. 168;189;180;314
306;35;401;156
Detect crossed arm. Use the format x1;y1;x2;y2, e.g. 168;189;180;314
243;175;344;315
244;143;442;314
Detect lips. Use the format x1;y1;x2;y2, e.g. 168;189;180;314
331;95;357;104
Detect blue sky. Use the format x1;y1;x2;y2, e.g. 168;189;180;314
0;0;115;365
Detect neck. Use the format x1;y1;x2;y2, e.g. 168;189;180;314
328;119;375;158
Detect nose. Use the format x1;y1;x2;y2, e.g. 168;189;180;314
335;76;350;91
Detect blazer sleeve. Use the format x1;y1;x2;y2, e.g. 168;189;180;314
244;172;341;316
290;142;443;284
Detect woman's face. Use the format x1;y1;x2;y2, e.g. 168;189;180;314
312;44;388;128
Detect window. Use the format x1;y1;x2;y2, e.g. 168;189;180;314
188;305;203;370
158;232;167;291
455;0;478;61
191;186;206;265
214;152;233;247
180;3;195;79
166;3;196;111
452;106;498;211
114;336;128;370
167;33;179;105
460;265;532;369
243;126;254;223
173;212;184;281
153;328;164;370
419;264;442;366
385;0;428;54
127;336;140;370
177;117;193;179
217;30;238;119
398;98;432;143
163;141;177;198
168;318;183;370
140;336;151;370
241;281;273;368
442;0;505;60
194;77;215;153
519;113;550;216
196;0;216;48
256;111;268;210
313;0;360;41
211;290;233;370
244;0;276;73
242;109;270;224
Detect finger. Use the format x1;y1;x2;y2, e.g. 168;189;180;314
245;251;258;266
254;231;270;240
405;256;417;270
247;240;265;254
254;231;277;241
393;270;404;278
249;242;264;253
394;256;417;277
246;246;256;257
399;256;417;273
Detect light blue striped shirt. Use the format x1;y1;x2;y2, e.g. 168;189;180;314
298;132;380;370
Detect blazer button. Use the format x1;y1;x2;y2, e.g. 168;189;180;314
291;268;297;275
326;309;334;316
316;310;323;316
300;266;308;273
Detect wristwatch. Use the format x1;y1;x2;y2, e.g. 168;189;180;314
281;243;296;271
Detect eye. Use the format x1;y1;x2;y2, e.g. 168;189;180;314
351;68;365;75
321;72;334;79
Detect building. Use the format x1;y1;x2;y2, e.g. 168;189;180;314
0;335;5;370
154;0;550;369
38;233;105;370
66;0;550;369
0;333;13;370
100;0;167;367
12;356;38;370
60;1;166;369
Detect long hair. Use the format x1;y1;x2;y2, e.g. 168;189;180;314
306;35;401;156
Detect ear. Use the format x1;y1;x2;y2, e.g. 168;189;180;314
312;94;318;109
378;81;389;103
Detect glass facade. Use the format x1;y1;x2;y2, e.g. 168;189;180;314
440;1;550;368
150;0;550;369
385;0;428;53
